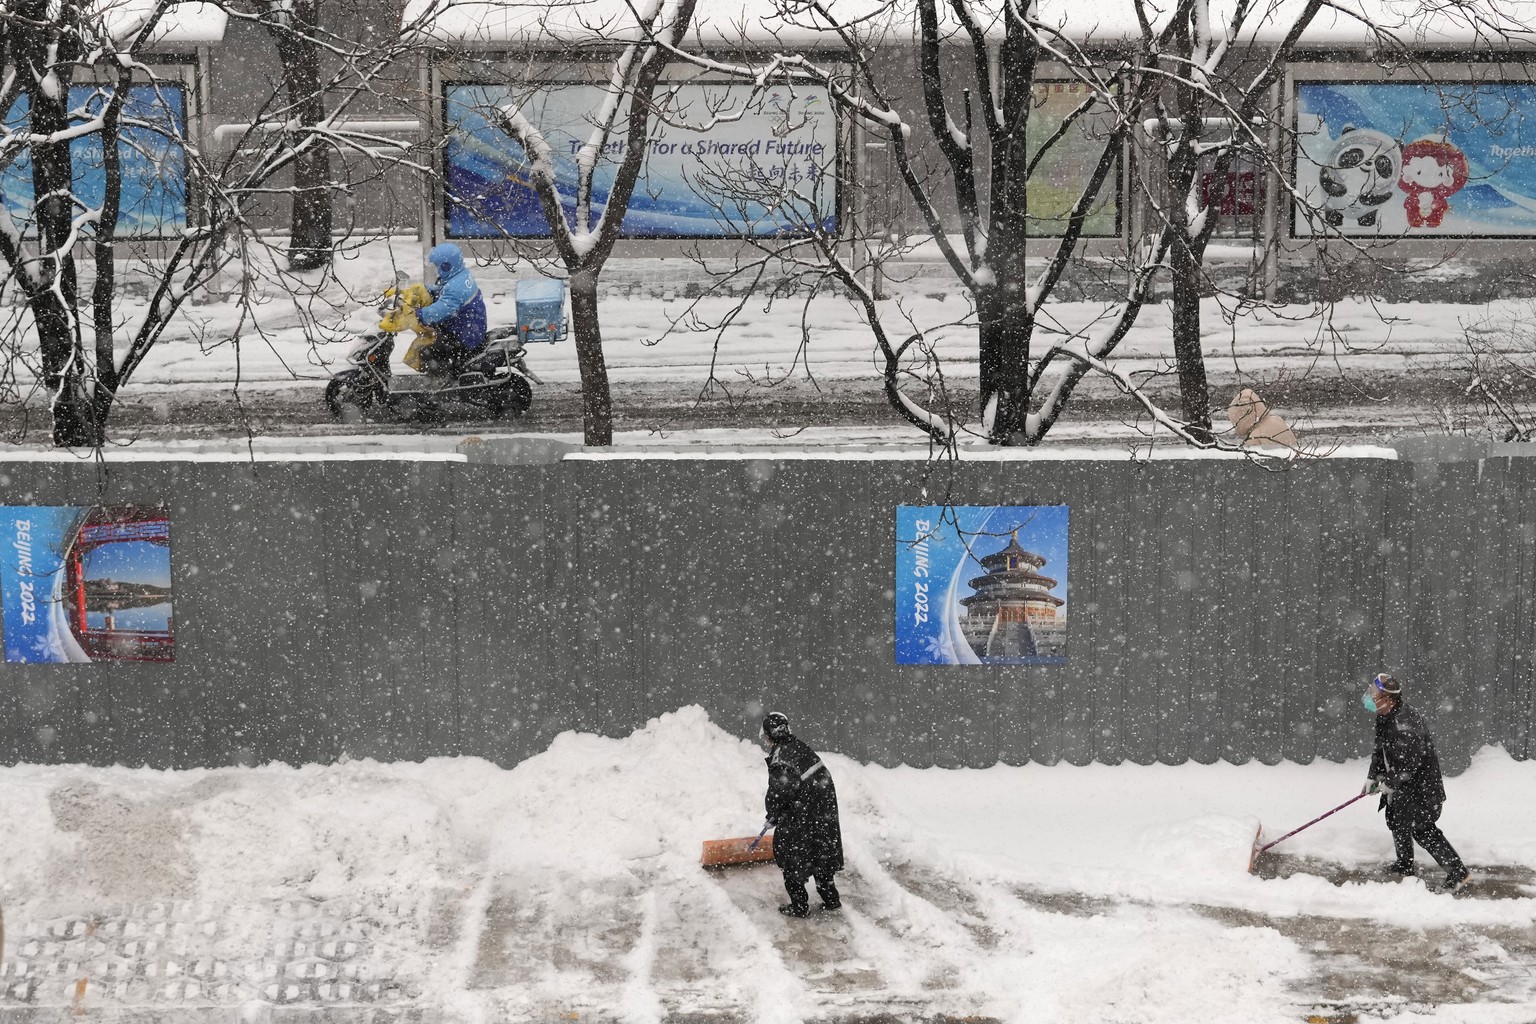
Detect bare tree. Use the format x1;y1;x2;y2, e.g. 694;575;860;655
653;0;1533;453
1142;0;1536;443
433;0;701;447
3;0;142;446
1135;0;1328;442
0;0;449;447
1456;307;1536;441
649;0;1328;448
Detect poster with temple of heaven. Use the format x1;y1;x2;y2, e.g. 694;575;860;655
895;505;1069;666
0;505;174;663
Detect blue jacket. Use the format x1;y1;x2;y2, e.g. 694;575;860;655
418;243;487;351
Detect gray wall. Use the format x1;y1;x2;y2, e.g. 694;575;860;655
0;449;1530;774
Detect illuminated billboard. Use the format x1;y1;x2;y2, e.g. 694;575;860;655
1027;81;1120;237
0;84;188;237
444;82;837;239
1295;81;1536;237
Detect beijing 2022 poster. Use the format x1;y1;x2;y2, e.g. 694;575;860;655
0;506;174;663
895;505;1069;666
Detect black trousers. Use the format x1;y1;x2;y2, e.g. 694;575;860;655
783;868;840;911
1386;800;1465;875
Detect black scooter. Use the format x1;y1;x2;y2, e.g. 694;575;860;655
323;275;547;423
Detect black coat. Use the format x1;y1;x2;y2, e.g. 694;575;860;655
1370;700;1447;824
765;734;844;878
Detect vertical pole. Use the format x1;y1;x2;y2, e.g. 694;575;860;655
419;52;437;281
846;86;868;293
196;48;217;301
1261;72;1282;303
1127;122;1142;272
70;543;86;634
871;140;887;302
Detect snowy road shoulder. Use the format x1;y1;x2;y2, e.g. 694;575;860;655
0;707;1532;1023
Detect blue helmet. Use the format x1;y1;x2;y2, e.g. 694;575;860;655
427;242;466;277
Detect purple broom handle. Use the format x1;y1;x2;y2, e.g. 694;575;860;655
1257;792;1370;855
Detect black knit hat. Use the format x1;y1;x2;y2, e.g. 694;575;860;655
761;712;791;741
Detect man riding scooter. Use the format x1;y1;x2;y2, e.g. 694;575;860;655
415;242;488;375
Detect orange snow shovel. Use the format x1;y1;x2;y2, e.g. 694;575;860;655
1248;792;1370;872
701;821;775;869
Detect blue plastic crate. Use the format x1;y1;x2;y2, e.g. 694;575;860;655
516;277;567;344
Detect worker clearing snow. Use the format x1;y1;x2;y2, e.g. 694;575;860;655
760;712;844;917
1362;673;1469;893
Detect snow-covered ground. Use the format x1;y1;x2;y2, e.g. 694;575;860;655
3;707;1533;1023
3;247;1532;1019
132;239;1519;393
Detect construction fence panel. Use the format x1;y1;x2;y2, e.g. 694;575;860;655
0;452;1521;774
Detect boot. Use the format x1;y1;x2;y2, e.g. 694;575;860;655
778;903;809;918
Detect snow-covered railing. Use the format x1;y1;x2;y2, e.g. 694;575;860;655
211;119;422;152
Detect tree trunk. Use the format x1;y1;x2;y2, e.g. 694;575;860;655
978;198;1034;444
568;269;613;446
25;56;97;447
267;1;333;272
1166;15;1212;443
977;281;1034;444
1170;238;1212;440
89;66;133;436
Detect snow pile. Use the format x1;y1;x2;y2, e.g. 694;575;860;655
478;705;769;873
1;707;1533;1022
1132;813;1263;878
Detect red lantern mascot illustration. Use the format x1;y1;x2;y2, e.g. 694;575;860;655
1398;135;1469;229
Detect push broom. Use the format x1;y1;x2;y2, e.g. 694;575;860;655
1248;792;1369;872
701;819;776;869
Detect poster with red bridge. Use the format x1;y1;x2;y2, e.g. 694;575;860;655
0;505;173;663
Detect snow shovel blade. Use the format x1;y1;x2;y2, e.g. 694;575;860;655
1247;823;1265;874
701;834;775;869
1248;792;1370;873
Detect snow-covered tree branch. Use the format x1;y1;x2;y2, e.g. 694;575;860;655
0;0;456;447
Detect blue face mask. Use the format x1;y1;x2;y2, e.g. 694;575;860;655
1362;692;1378;713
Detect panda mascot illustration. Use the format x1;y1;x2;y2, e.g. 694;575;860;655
1316;125;1402;229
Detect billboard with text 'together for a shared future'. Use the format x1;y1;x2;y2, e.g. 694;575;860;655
444;82;836;239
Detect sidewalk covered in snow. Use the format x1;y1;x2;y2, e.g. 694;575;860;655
1;708;1533;1022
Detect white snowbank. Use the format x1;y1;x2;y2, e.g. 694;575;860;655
2;707;1532;1021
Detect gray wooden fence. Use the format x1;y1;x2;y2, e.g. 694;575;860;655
0;444;1529;774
